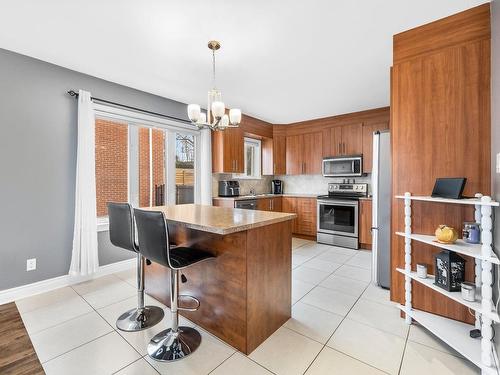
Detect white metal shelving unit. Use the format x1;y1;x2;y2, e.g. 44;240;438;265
396;193;499;375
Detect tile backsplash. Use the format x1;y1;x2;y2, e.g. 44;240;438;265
212;174;274;196
274;174;372;196
212;173;371;197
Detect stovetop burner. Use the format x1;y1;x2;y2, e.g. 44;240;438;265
318;182;368;200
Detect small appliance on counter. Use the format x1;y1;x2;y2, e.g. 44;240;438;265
272;180;283;194
218;180;240;197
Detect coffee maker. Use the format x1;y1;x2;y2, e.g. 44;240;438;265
272;180;283;194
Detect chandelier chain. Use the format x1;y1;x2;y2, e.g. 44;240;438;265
212;49;216;89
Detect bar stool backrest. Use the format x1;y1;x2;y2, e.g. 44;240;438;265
108;202;138;253
134;209;173;269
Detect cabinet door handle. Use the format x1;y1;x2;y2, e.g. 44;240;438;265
338;142;341;155
274;163;276;174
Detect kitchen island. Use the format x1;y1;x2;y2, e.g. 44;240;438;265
143;204;296;354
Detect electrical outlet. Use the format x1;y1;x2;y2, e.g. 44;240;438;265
26;258;36;271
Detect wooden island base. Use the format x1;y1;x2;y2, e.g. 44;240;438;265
145;220;292;354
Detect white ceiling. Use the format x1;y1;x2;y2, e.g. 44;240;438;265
0;0;488;123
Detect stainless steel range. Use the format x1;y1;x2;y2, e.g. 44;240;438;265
317;182;368;249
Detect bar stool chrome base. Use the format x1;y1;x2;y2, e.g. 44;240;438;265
116;306;164;332
147;326;202;361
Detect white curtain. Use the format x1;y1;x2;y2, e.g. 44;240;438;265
69;90;99;276
199;128;212;205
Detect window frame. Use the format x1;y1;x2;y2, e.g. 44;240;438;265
236;137;262;179
94;103;201;231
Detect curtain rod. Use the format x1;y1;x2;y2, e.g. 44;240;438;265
67;90;192;125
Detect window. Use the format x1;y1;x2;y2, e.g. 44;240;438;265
175;133;195;204
242;137;261;178
94;110;199;221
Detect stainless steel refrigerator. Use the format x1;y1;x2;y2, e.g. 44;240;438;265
371;130;391;289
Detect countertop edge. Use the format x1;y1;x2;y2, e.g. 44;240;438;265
213;194;319;201
166;213;297;235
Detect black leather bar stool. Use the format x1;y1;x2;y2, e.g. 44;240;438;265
107;202;164;331
133;208;214;362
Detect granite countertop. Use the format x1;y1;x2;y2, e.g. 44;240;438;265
142;204;297;235
213;193;319;201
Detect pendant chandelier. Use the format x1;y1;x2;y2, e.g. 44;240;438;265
187;40;241;130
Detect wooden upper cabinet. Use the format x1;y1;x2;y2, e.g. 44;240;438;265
328;126;343;156
273;135;286;175
303;132;323;174
212;127;244;173
342;123;363;155
286;134;302;175
261;137;273;176
362;122;389;173
326;124;363;157
286;132;322;175
232;126;244;174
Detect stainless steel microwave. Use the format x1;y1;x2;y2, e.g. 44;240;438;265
322;155;363;177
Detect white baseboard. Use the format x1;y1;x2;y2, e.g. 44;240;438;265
0;258;136;305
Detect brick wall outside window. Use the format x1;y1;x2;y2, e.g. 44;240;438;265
95;119;128;217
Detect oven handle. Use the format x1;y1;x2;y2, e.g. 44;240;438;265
317;200;358;207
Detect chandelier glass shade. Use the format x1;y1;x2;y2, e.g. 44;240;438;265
187;41;241;131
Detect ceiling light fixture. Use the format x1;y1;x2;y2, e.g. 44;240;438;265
187;40;241;131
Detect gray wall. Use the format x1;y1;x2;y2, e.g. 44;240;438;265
0;48;189;290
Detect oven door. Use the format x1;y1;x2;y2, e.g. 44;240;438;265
317;199;358;237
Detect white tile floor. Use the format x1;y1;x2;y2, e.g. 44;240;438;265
14;238;479;375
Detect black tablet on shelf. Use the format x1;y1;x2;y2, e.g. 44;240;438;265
431;178;467;199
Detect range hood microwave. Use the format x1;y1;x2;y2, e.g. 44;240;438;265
322;155;363;177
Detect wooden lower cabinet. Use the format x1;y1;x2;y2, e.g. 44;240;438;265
256;197;282;211
359;199;372;249
282;197;316;237
272;197;282;212
257;198;271;211
282;197;298;233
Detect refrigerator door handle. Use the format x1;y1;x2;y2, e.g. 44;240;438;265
371;227;379;285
